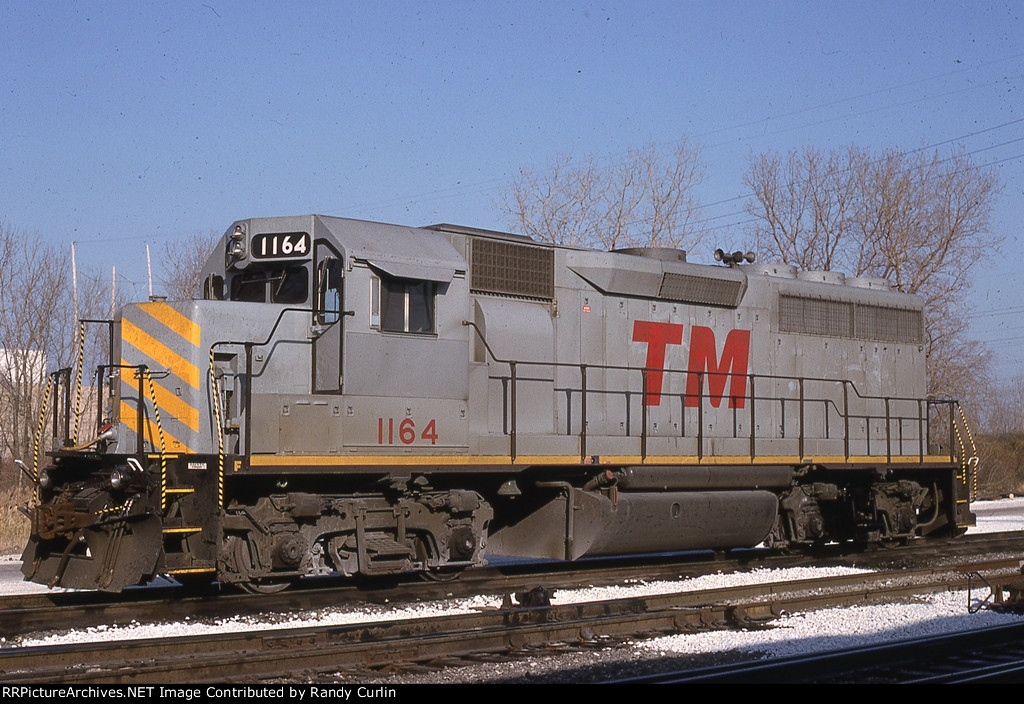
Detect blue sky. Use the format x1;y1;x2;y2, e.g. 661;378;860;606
1;1;1022;376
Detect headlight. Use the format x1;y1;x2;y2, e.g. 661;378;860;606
38;468;53;489
110;458;146;490
226;224;247;267
109;468;127;490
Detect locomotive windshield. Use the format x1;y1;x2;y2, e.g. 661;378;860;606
230;265;308;304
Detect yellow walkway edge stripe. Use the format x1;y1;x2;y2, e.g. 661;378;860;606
166;568;217;574
244;453;956;468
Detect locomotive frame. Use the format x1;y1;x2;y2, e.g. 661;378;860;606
21;215;977;592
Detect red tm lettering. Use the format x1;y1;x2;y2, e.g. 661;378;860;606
631;320;684;406
685;327;750;409
632;321;750;408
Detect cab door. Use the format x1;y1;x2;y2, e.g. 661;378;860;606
313;241;344;393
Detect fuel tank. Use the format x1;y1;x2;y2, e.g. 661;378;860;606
487;488;779;560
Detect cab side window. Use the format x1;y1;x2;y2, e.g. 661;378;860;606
316;257;342;325
372;275;435;334
203;274;225;301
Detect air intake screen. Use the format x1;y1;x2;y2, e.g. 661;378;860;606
779;296;853;337
855;304;924;343
780;294;923;343
471;239;554;300
659;272;744;307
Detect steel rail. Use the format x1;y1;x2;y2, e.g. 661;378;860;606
1;531;1021;641
618;621;1024;683
2;555;1022;683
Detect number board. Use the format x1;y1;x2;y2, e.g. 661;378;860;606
251;232;311;260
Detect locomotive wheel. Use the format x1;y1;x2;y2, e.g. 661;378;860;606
418;567;463;583
227;535;292;594
238;579;291;594
414;535;465;583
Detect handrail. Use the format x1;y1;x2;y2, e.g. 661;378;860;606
464;319;965;466
92;363;160;456
208;306;313;467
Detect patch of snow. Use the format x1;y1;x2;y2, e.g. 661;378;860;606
638;590;1024;659
4;496;1023;662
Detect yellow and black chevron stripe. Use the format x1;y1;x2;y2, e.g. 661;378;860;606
119;302;201;454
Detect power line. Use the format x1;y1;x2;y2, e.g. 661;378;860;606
967;305;1024;320
332;53;1024;227
638;149;1024;235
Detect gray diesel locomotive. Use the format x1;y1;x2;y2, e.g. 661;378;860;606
22;215;976;591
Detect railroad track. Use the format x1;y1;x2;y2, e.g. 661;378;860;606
4;531;1021;640
620;621;1024;683
2;553;1023;683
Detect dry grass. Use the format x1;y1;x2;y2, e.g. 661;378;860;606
975;434;1024;499
0;483;31;556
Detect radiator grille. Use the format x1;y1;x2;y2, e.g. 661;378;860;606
780;294;923;343
855;304;924;343
779;296;854;337
470;239;554;300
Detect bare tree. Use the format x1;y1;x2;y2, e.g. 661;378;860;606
0;223;127;476
501;138;707;252
745;146;867;272
0;226;71;470
159;230;221;300
977;374;1024;437
744;145;1002;400
969;374;1024;496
